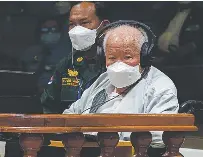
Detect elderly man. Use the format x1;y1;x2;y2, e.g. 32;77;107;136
63;23;179;157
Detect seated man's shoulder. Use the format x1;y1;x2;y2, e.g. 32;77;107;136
148;66;177;94
90;72;109;89
97;72;108;82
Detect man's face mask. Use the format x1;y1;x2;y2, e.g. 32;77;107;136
107;61;141;88
41;33;61;44
68;22;103;51
40;27;61;45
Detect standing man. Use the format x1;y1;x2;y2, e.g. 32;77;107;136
41;1;110;113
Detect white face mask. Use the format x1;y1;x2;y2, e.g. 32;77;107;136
68;26;97;51
107;62;141;88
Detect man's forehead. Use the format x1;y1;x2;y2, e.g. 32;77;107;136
106;33;139;45
70;2;96;19
107;26;142;37
106;26;143;43
106;39;138;48
106;41;140;56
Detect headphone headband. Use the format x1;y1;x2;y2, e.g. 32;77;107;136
96;20;156;53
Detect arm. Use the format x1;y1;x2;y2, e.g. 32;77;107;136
145;87;179;114
40;57;69;113
145;84;179;148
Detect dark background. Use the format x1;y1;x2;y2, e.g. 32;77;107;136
1;1;203;107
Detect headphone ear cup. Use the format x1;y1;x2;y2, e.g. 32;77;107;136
96;33;105;57
96;45;106;69
140;42;151;68
97;46;103;56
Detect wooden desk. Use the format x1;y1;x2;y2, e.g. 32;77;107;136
0;114;197;157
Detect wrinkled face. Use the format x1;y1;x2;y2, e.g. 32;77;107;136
105;34;141;67
69;2;101;31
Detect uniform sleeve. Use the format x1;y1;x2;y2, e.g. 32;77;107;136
40;57;68;114
40;71;61;113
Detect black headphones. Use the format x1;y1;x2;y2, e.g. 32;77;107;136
96;20;156;68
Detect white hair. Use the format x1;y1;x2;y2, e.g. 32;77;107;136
103;25;148;54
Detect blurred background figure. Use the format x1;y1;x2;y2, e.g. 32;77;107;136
154;1;203;66
20;17;72;93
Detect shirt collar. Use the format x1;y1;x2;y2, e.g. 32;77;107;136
105;84;115;96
